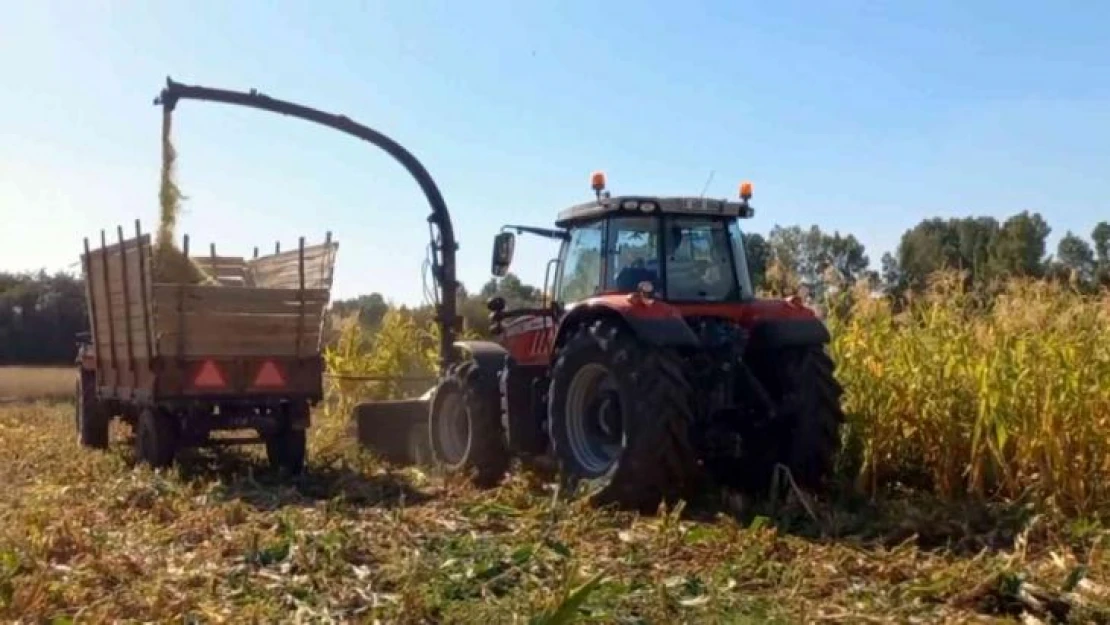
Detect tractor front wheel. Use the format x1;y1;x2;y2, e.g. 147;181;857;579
428;359;510;487
548;319;700;511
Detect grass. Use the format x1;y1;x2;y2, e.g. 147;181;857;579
0;366;72;402
1;400;1107;623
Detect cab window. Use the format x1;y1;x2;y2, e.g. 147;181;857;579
605;216;660;294
663;217;738;301
557;220;604;302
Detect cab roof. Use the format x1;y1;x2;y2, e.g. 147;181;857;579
555;195;755;228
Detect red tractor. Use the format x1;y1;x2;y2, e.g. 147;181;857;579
425;173;845;509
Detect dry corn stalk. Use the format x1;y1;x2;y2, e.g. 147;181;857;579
151;105;216;285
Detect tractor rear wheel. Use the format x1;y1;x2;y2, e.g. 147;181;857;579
548;319;700;511
76;372;109;449
771;346;845;491
428;359;510;487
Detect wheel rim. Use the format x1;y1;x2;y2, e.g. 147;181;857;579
435;389;470;465
565;363;624;476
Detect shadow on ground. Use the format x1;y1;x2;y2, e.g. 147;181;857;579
111;437;435;512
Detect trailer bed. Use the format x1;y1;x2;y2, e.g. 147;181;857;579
82;222;337;402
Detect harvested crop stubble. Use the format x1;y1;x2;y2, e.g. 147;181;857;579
2;401;1107;623
151;105;216;285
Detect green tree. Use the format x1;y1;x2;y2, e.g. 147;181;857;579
1055;231;1096;285
880;252;902;293
896;217;1000;289
1092;222;1110;263
1093;221;1110;288
823;231;870;283
481;272;544;308
987;211;1051;279
742;232;769;291
768;225;869;298
0;270;87;364
331;293;389;331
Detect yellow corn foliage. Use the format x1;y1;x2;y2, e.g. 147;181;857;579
828;272;1110;516
321;307;479;431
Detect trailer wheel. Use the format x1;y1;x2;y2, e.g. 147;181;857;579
136;407;177;469
266;402;308;475
76;372;109;449
266;429;307;475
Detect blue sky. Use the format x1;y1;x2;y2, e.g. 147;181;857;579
2;1;1108;305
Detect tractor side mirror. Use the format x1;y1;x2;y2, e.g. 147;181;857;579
491;232;515;277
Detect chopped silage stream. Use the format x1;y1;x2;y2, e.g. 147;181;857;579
0;402;1106;622
152;105;214;285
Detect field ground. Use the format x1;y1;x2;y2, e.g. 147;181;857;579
0;366;72;402
0;401;1106;623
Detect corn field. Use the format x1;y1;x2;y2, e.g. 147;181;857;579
324;276;1110;518
827;273;1110;517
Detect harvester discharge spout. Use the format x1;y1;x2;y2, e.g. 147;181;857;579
152;76;457;464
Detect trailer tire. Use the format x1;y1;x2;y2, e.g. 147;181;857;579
266;429;307;475
76;372;109;449
266;401;308;475
136;407;177;469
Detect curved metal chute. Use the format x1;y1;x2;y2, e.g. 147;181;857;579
153;76;459;372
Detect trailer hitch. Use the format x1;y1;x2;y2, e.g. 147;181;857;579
152;76;461;373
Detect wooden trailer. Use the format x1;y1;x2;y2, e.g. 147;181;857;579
75;220;339;473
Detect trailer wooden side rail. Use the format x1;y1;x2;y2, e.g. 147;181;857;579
76;219;339;474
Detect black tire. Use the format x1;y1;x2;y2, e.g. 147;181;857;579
135;407;177;469
76;372;109;449
547;318;700;511
266;402;308;475
428;359;510;488
771;346;845;491
266;429;307;475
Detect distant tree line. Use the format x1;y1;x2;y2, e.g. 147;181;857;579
741;213;1110;299
3;214;1108;364
0;271;87;365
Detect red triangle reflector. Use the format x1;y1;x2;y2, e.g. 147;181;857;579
193;360;226;388
252;360;286;388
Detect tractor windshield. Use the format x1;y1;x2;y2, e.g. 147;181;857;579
604;215;753;301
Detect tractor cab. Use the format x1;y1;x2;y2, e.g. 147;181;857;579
490;173;757;312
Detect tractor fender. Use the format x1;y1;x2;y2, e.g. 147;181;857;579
745;318;831;351
552;295;700;352
452;340;509;373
